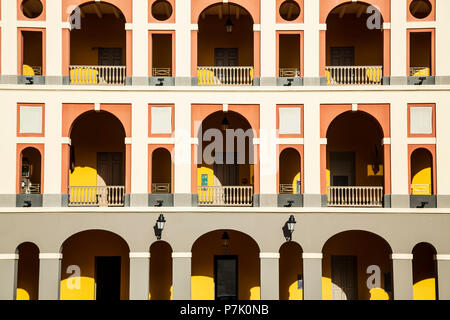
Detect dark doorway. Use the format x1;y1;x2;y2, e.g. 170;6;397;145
330;47;355;66
331;255;358;300
97;152;123;186
95;256;121;300
214;255;238;300
98;48;123;66
214;48;239;66
330;152;355;186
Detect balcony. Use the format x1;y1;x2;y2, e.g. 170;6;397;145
197;66;254;86
197;186;253;207
69;65;126;85
325;66;383;85
327;186;383;207
68;186;125;207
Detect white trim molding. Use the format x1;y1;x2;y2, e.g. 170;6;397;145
125;138;133;145
172;252;192;258
260;253;280;259
319;138;328;145
382;138;391;145
148;137;176;145
39;253;63;260
276;138;304;145
302;253;323;259
62;137;72;145
435;254;450;261
0;254;19;260
390;253;413;260
407;138;437;145
129;252;151;259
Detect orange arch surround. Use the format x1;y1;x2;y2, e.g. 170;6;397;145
408;145;436;195
62;0;132;23
277;145;304;194
192;0;260;24
320;0;391;23
17;144;44;194
148;145;174;194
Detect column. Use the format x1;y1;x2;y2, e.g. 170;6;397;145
391;253;413;300
175;0;191;85
435;0;450;84
131;0;149;85
259;0;276;85
172;252;191;300
303;101;322;207
436;100;450;207
129;252;150;300
130;101;149;206
38;253;62;300
436;255;450;300
302;253;322;300
0;0;18;83
43;100;63;207
390;100;409;208
260;253;279;300
46;0;63;84
390;0;407;85
259;101;277;207
0;254;18;300
303;0;321;85
173;101;192;206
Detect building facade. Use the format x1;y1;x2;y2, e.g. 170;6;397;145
0;0;449;300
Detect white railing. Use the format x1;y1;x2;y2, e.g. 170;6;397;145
69;65;126;85
325;66;383;85
152;68;172;77
197;66;254;86
152;183;171;193
279;184;294;194
197;186;253;206
279;68;300;77
68;186;125;207
410;67;430;77
327;186;383;207
411;184;431;195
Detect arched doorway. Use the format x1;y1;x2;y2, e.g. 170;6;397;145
279;148;301;194
410;148;435;208
197;111;255;206
326;111;384;207
279;242;303;300
69;2;127;85
149;241;173;300
197;3;255;85
412;242;437;300
19;147;42;195
322;230;392;300
151;148;172;194
60;230;130;300
325;2;385;85
68;111;126;207
191;230;260;300
16;242;40;300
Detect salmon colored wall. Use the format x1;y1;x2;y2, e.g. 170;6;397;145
148;145;174;193
17;103;45;137
279;242;303;300
320;0;390;23
62;0;132;23
62;28;70;77
16;144;44;194
149;31;175;77
408;145;436;195
149;241;173;300
17;0;46;21
407;29;435;76
149;0;176;23
407;104;435;137
191;0;260;24
60;230;130;300
276;32;304;77
148;104;174;138
16;242;40;300
407;0;435;22
18;28;46;76
191;230;260;300
278;146;303;194
276;0;304;24
70;14;126;66
322;231;392;300
412;242;437;300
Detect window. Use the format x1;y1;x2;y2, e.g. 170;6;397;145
19;106;43;134
410;106;433;134
279;107;301;134
151;107;172;134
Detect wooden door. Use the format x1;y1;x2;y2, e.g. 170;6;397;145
215;255;238;300
95;256;121;300
214;48;239;67
331;255;358;300
97;152;123;186
98;48;123;66
330;47;355;66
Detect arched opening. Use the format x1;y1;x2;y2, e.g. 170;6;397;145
68;111;126;207
151;148;172;194
69;2;127;85
412;242;437;300
20;147;42;195
322;230;392;300
197;3;255;85
326;2;385;85
60;230;130;300
326;111;384;207
410;148;433;195
191;230;260;300
279;148;301;194
149;241;173;300
279;242;303;300
16;242;40;300
197;111;254;206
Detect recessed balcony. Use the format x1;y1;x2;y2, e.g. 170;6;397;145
68;185;125;207
197;186;253;206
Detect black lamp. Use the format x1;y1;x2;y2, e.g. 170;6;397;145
287;215;296;240
221;231;230;248
225;4;233;33
221;115;230;130
155;214;166;240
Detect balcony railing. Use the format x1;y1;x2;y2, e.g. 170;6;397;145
411;184;431;195
152;68;172;77
327;186;383;207
152;183;171;193
325;66;383;85
279;184;295;194
69;65;126;85
410;67;430;77
197;186;253;207
279;68;300;77
68;186;125;207
197;66;254;86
